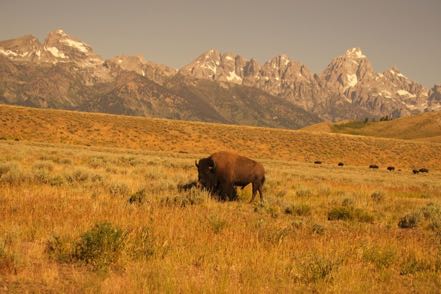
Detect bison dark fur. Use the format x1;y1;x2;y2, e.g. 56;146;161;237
387;166;395;171
196;151;265;202
314;161;322;164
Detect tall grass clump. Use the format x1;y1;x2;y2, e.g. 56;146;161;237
73;222;127;270
0;161;29;185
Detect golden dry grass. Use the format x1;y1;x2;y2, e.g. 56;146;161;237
1;105;441;292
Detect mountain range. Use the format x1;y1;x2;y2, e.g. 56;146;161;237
0;29;440;129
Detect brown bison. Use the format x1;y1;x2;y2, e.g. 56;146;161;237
314;161;322;165
369;164;379;169
387;166;395;172
338;162;344;167
419;168;429;173
412;169;420;174
195;151;265;202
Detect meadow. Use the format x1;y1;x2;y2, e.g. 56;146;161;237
1;105;441;292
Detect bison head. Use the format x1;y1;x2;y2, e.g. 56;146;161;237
195;157;217;191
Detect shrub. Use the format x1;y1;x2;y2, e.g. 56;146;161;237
328;207;374;223
33;169;51;184
328;207;352;221
32;160;54;172
88;156;108;169
341;198;354;207
73;222;127;269
363;246;396;269
398;213;419;229
296;189;312;197
284;204;311;216
0;162;29;185
299;253;336;283
46;236;74;263
208;215;227;234
353;208;375;223
400;253;432;275
371;191;384;202
65;168;91;183
108;182;130;197
311;224;325;235
48;175;65;186
161;191;205;208
128;189;147;204
420;203;441;220
253;201;281;218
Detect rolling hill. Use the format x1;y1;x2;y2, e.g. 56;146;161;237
302;110;441;143
1;104;440;169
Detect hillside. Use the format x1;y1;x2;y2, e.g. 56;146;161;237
303;111;441;143
1;104;440;169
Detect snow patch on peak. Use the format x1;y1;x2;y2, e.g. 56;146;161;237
55;29;67;36
0;48;18;57
61;38;88;53
45;46;68;59
345;73;358;89
345;48;366;59
226;71;242;83
397;89;415;97
397;72;407;79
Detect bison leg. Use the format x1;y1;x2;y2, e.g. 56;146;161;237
220;182;234;202
249;184;258;203
258;186;264;202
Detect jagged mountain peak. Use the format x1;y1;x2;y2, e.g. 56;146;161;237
44;29;92;55
344;47;366;59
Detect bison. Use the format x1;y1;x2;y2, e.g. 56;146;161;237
195;151;265;202
314;161;322;165
419;168;429;173
412;169;420;174
338;162;344;167
369;164;379;169
387;166;395;172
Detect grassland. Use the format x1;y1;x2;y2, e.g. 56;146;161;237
1;104;441;169
1;104;441;292
303;111;441;143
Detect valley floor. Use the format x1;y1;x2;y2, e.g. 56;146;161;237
1;140;441;292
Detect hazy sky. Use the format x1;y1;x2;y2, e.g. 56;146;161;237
1;0;440;87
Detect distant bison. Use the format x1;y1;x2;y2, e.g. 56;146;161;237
387;166;395;172
196;151;265;202
338;162;344;167
412;169;420;174
314;161;322;165
369;164;379;169
419;168;429;173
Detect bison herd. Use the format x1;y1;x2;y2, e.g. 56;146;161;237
181;151;431;203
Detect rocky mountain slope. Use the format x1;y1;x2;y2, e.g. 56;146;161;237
0;29;439;129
